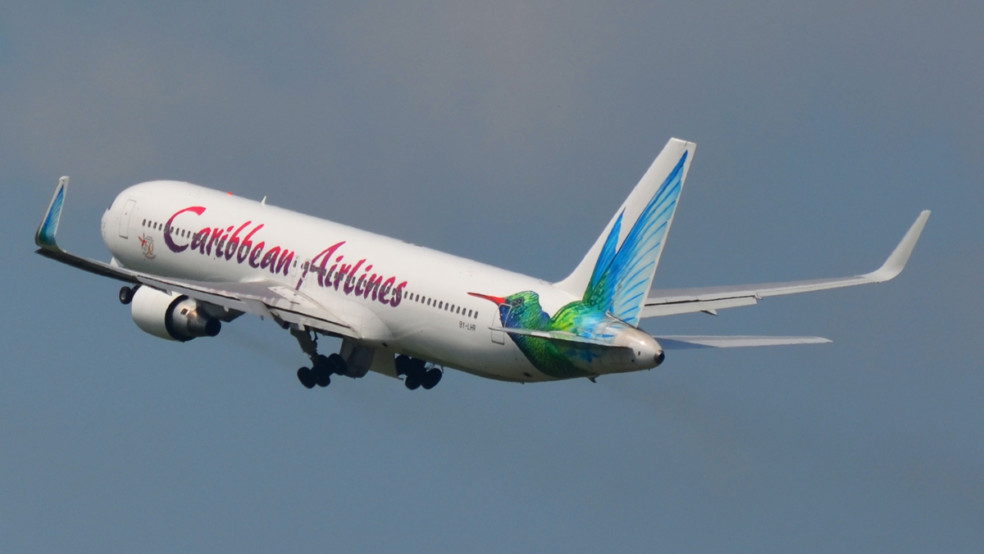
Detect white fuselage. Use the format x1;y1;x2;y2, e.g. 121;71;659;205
100;181;584;382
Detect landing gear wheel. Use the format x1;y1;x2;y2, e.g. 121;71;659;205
395;355;412;377
313;365;332;387
118;286;136;305
404;375;421;390
421;368;443;390
327;353;347;376
297;367;316;389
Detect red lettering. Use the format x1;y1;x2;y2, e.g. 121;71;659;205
162;208;409;307
343;259;365;294
249;242;265;267
164;206;206;253
273;249;294;276
192;228;209;254
310;243;344;287
238;224;264;264
391;281;408;307
378;277;396;305
334;262;351;290
206;227;223;256
365;274;383;299
225;222;250;260
260;246;280;270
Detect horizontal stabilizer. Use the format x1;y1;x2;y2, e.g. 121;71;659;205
496;326;626;349
654;335;831;349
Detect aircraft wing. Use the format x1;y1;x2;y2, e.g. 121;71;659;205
35;177;359;339
641;210;930;318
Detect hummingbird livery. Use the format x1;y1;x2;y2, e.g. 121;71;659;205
469;149;688;378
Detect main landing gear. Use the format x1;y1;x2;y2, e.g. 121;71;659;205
289;325;443;391
296;353;347;389
396;355;442;391
290;326;348;390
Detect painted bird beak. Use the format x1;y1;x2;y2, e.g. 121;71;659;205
468;292;506;305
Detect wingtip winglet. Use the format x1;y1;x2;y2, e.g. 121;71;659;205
35;176;69;250
866;210;931;282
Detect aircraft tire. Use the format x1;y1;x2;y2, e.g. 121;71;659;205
395;355;412;376
119;286;135;305
405;375;421;390
297;367;316;389
313;365;331;387
327;353;347;376
421;368;442;390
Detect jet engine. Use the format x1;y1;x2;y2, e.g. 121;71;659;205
130;287;221;342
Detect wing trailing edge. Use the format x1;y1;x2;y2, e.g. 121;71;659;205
642;210;931;318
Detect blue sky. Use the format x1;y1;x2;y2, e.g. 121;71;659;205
2;2;982;552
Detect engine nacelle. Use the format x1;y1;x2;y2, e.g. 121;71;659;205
130;287;221;342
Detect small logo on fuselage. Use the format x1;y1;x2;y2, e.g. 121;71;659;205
138;234;156;259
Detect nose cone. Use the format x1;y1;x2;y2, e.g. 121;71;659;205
615;328;665;369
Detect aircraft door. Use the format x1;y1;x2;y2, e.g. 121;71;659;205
119;198;136;239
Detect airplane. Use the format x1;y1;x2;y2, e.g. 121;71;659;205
34;138;931;390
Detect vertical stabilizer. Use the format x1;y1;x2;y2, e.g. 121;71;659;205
555;139;695;326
